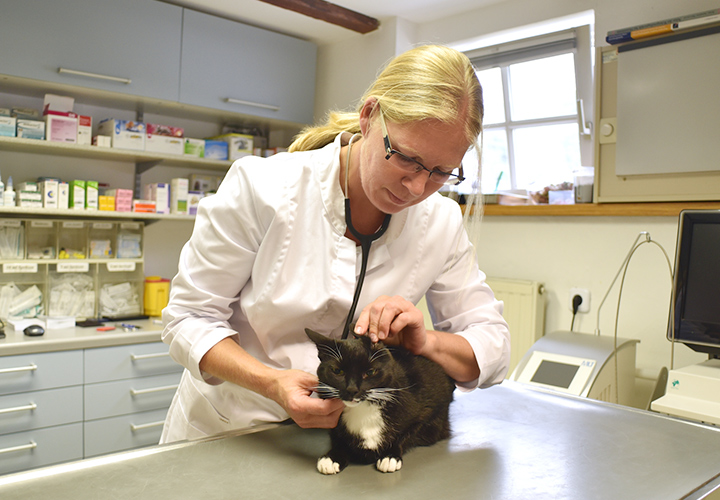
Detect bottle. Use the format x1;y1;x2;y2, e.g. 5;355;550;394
4;176;15;207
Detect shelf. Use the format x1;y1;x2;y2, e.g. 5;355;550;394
480;201;720;217
0;206;194;222
0;258;143;265
0;136;232;172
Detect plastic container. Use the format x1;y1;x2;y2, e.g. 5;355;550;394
574;167;595;203
144;276;169;316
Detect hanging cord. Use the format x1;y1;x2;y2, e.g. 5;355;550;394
570;294;583;331
597;232;673;403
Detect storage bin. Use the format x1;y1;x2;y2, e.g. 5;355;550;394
88;222;116;259
0;219;25;260
116;222;143;259
47;263;95;319
98;262;144;318
0;266;45;319
58;221;87;259
26;220;57;259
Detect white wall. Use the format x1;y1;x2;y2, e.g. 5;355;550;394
311;0;719;407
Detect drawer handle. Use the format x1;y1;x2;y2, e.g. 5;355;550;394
0;403;37;416
130;384;178;397
0;441;37;455
225;97;280;112
130;420;165;432
58;67;132;84
0;363;38;375
130;352;170;361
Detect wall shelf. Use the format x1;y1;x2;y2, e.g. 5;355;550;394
480;202;720;217
0;206;194;223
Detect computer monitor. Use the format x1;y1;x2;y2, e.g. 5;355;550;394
668;210;720;358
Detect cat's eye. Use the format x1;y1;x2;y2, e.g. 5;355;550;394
364;368;379;378
331;367;344;376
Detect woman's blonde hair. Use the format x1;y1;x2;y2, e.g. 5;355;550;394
289;44;483;154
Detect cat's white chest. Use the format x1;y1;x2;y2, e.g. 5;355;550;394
342;401;385;450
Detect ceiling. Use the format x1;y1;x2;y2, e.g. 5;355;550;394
165;0;503;44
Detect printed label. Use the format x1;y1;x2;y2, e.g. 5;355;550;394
92;222;113;230
106;261;136;272
3;262;39;273
31;220;54;228
57;262;90;273
63;221;85;229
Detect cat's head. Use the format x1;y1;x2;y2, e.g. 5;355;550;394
305;328;402;406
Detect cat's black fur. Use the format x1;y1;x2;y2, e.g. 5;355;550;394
305;328;455;474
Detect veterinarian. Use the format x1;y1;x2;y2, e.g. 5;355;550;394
160;44;511;443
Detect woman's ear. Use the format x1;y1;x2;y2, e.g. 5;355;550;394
358;97;379;137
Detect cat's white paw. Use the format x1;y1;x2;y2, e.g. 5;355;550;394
376;456;402;473
317;456;341;475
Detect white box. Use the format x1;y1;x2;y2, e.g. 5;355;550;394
170;178;189;214
0;116;16;137
97;119;145;151
210;133;253;160
58;182;69;210
143;182;169;214
145;134;184;155
39;180;59;209
77;115;92;145
45;112;78;143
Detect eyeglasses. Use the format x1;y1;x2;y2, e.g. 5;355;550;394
377;107;465;186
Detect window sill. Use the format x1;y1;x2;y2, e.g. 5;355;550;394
477;201;720;217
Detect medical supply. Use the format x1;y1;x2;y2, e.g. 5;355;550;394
0;116;17;137
144;276;170;316
203;140;228;160
0;221;23;259
97;119;146;151
145;134;184;155
189;173;222;193
188;191;203;215
26;220;55;259
170;178;189;214
48;273;95;318
93;135;112;148
39;179;59;209
143;182;169;214
8;284;43;316
117;225;143;258
105;188;133;212
85;180;99;210
3;177;15;206
77;115;92;145
17;190;42;208
184;138;205;157
59;221;87;259
98;195;114;211
0;172;4;206
210;133;254;160
100;281;142;317
132;199;156;213
58;181;69;209
44;111;78;143
69;180;85;210
16;119;45;140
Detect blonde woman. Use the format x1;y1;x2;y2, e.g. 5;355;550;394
160;44;510;443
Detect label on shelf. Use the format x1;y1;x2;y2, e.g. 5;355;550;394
3;262;39;273
106;261;136;272
57;262;90;273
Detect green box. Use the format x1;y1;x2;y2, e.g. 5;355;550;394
69;180;86;210
85;180;98;210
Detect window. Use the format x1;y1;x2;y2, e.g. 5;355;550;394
457;25;594;196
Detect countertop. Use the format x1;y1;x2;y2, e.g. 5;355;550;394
0;382;718;499
0;319;164;356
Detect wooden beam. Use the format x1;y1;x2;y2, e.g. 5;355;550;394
257;0;380;34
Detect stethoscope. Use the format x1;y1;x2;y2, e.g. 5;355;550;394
341;134;392;339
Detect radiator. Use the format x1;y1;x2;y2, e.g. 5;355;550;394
417;277;545;376
485;277;546;376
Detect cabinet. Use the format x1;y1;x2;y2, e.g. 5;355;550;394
180;9;317;124
0;342;182;473
0;351;84;474
0;0;183;102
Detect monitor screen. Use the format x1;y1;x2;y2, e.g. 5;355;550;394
669;210;720;356
530;360;580;389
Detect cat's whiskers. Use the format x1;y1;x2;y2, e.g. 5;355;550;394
369;347;391;362
317;343;343;362
314;382;340;399
365;386;410;404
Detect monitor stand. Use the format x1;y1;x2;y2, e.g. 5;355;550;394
651;358;720;426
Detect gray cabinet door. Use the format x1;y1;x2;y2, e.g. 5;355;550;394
0;0;182;101
179;9;317;124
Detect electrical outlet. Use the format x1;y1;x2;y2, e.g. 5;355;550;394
569;288;591;313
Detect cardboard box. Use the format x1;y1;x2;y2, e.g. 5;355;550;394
145;134;184;155
16;119;45;140
170;178;189;214
39;179;59;209
143;183;169;214
85;181;99;210
58;182;69;209
17;191;42;208
69;180;86;210
188;174;222;193
184;138;205;157
146;123;183;137
77;115;92;145
210;133;253;160
188;190;204;215
93;135;112;148
132;199;156;213
98;195;115;211
204;140;228;160
45;111;78;143
0;116;17;137
97;119;145;151
105;188;133;212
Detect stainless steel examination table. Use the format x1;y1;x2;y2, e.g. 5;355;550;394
1;381;719;500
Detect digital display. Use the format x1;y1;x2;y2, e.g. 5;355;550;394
531;360;580;389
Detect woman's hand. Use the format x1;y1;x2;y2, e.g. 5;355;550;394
354;295;429;355
268;369;345;429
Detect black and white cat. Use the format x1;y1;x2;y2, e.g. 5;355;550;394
305;328;455;474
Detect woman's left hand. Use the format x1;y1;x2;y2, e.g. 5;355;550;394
354;295;428;355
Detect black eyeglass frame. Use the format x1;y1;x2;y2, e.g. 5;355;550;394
377;107;465;186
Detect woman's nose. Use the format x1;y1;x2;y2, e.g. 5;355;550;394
403;171;430;196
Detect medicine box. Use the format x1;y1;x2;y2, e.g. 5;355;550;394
204;140;228;160
145;134;184;155
44;111;78;143
184;138;205;157
85;181;99;210
116;222;143;258
97;119;146;151
93;135;112;148
210;133;254;160
69;180;86;210
146;123;183;137
132;199;156;213
143;183;169;214
17;191;42;208
58;182;69;210
16;119;45;140
188;191;203;216
98;195;114;211
105;188;133;212
170;178;189;214
39;180;59;209
77;115;92;145
0;116;17;137
189;173;222;193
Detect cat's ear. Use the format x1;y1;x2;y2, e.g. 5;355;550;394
305;328;331;346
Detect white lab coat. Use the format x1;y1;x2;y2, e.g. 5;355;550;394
160;133;510;443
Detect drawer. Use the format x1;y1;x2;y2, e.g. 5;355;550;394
0;351;83;395
84;408;168;458
85;372;181;420
84;342;182;384
0;386;83;436
0;423;83;475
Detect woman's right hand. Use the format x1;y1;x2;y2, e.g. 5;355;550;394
269;369;345;429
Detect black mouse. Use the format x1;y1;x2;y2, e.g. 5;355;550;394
24;325;45;337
